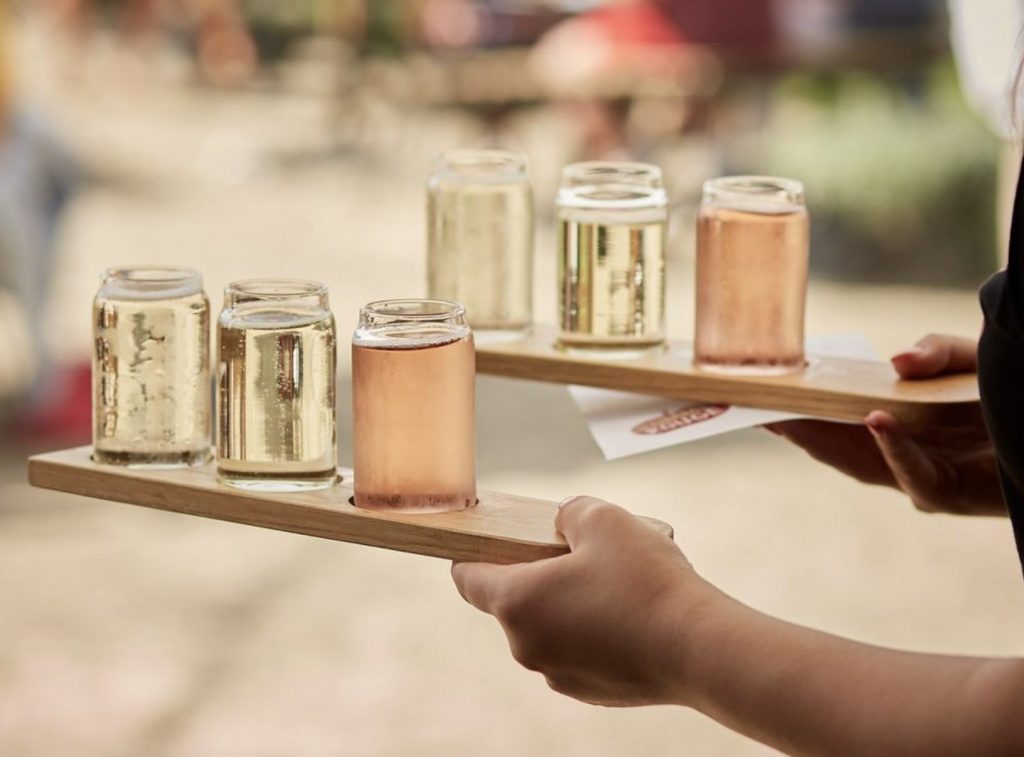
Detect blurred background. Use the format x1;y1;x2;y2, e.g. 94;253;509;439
2;1;1023;755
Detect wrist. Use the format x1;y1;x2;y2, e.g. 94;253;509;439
655;575;742;709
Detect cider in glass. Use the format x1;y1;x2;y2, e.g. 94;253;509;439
216;279;337;491
92;266;211;467
427;149;533;342
557;162;667;356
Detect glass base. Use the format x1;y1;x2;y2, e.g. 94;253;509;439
349;494;478;514
217;468;339;492
92;448;211;469
556;340;666;361
693;359;807;376
472;327;530;346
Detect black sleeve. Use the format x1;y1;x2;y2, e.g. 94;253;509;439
978;158;1024;569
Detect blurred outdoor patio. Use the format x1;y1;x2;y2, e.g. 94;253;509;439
2;2;1023;755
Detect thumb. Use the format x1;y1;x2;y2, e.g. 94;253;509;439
891;334;976;379
865;411;943;511
451;561;521;614
554;495;633;551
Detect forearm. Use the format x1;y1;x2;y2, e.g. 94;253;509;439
674;588;1024;756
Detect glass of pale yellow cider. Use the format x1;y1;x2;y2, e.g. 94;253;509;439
694;176;809;374
427;148;534;344
92;266;211;468
352;299;476;513
216;279;337;491
556;161;668;358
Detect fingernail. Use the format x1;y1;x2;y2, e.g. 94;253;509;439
892;346;925;363
865;415;884;435
558;496;576;509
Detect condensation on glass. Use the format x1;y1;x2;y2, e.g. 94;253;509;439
427;148;534;343
352;299;476;513
93;266;211;467
557;161;667;357
695;176;810;374
216;279;337;491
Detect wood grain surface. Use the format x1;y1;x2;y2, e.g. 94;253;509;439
27;447;673;564
476;327;981;425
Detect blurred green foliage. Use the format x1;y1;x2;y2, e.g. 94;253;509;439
761;62;1001;286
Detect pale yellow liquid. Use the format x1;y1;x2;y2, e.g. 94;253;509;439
558;210;666;352
695;204;809;372
352;327;476;512
93;291;211;466
427;177;533;338
217;310;337;489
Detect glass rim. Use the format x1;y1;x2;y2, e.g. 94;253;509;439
703;175;805;204
434;148;528;175
104;265;201;284
225;278;328;299
361;298;466;321
561;161;663;187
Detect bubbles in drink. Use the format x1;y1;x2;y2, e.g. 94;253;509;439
558;208;666;351
216;281;337;491
427;150;534;340
556;162;667;355
92;267;211;468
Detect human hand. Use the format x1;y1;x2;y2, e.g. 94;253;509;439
766;334;1001;515
452;496;720;707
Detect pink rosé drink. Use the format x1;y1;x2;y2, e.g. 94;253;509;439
695;176;809;374
352;299;476;513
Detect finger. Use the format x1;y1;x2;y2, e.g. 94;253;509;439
766;419;894;485
891;334;976;379
865;411;942;508
767;419;861;445
554;495;632;551
451;561;519;614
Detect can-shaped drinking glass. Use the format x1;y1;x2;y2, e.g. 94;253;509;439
352;299;476;512
557;161;667;356
694;176;809;374
93;266;211;467
427;148;533;342
216;279;337;491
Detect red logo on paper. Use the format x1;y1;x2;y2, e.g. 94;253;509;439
631;404;729;435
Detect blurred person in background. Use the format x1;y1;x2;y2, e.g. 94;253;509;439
453;6;1024;755
529;0;773;159
528;1;689;159
419;0;567;50
528;0;949;161
0;2;83;437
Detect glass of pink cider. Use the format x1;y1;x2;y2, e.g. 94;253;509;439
694;176;809;374
352;299;476;512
